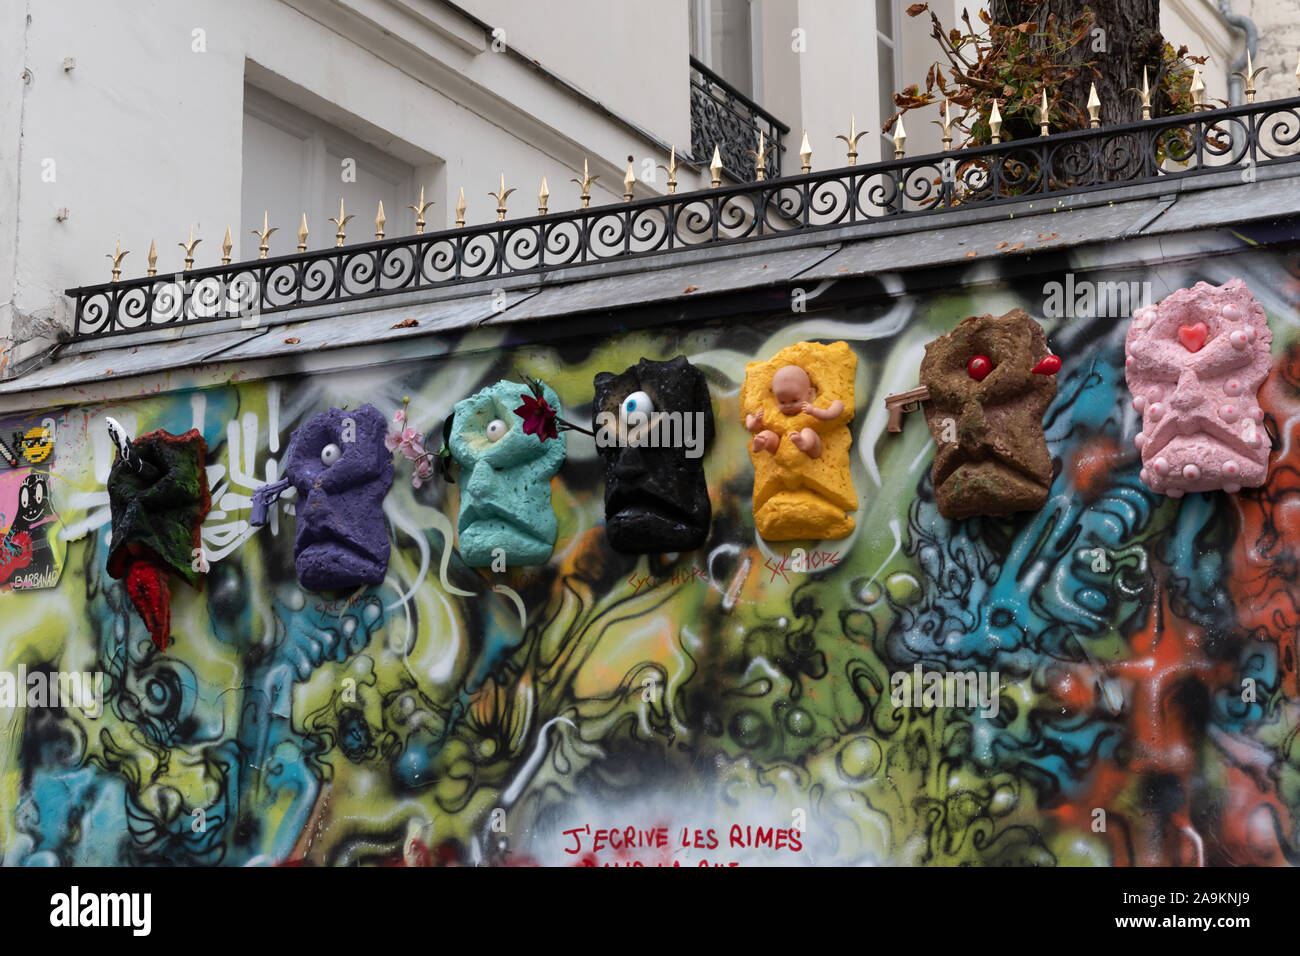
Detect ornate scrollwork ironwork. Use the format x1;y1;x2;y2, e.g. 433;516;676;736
689;56;787;182
68;96;1300;343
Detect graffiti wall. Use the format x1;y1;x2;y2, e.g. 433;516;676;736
3;242;1300;867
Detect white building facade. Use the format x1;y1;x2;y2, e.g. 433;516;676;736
0;0;1278;374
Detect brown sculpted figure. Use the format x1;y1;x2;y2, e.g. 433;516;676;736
919;309;1060;521
746;365;845;459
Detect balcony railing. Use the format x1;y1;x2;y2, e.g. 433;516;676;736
690;55;789;181
67;95;1300;343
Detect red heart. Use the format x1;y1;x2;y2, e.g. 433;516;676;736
1178;322;1208;353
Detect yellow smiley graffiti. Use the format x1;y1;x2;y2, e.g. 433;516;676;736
20;426;53;463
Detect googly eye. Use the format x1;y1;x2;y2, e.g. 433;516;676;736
486;419;508;442
320;443;342;465
622;390;654;417
34;483;44;504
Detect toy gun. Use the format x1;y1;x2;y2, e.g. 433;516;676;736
883;386;930;433
250;477;291;526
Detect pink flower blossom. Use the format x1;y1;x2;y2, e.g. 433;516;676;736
386;426;426;460
411;457;435;489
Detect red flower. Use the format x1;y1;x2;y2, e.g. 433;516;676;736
514;393;559;441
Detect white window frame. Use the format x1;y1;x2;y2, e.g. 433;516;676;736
876;0;904;147
241;85;418;247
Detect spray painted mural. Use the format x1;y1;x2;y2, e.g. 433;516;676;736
2;241;1300;867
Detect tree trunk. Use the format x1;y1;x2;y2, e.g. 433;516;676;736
993;0;1165;128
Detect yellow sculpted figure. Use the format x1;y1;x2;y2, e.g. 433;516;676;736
742;340;858;541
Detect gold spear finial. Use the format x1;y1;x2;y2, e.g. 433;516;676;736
799;131;812;174
146;238;157;277
106;236;128;282
252;211;277;259
408;187;434;234
221;226;233;265
657;146;679;194
455;187;466;227
489;172;515;221
1234;48;1267;104
748;130;776;181
893;115;907;159
571;158;598;208
623;157;636;200
297;214;308;253
178;225;201;271
836;114;869;165
1088;83;1101;127
1125;68;1154;119
374;200;386;240
709;144;723;187
1039;88;1051;136
941;99;954;150
329;198;353;247
990;99;1003;144
538;176;550;215
1190;69;1205;111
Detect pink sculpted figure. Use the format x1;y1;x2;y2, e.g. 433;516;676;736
1126;278;1272;497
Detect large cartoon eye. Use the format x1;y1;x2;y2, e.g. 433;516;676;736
486;419;509;442
622;391;654;417
19;488;28;510
33;482;44;504
321;443;343;465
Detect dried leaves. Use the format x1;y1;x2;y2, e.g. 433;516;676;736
885;3;1099;144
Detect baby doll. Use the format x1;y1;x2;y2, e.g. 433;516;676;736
745;364;844;458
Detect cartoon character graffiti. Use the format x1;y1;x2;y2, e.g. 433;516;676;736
105;418;212;650
1126;278;1273;496
919;309;1061;520
0;472;61;588
742;341;857;540
592;356;714;553
449;379;567;567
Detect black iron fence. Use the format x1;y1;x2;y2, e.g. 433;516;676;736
689;55;789;181
68;96;1300;342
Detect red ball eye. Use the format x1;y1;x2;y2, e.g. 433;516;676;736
967;355;992;381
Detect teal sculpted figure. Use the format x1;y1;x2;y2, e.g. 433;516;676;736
449;379;567;566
